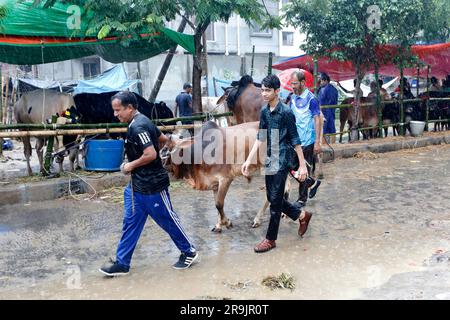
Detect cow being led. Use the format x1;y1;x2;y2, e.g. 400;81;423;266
14;89;77;176
160;120;279;232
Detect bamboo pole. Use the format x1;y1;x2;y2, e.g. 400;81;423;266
416;65;420;98
251;45;255;77
155;111;232;124
268;52;273;76
400;66;405;136
0;112;233;130
15;119;450;141
10;79;16;124
374;63;383;138
1;123;129;130
313;97;448;110
425;65;430;131
323;118;449;138
313;58;318;95
4;75;9;124
43;115;58;175
0;124;201;138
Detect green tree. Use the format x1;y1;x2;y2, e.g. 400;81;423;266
158;0;280;113
284;0;436;140
421;0;450;43
37;0;280;113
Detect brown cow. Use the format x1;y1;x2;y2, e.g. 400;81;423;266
160;120;275;232
216;78;263;125
217;76;325;215
338;97;378;142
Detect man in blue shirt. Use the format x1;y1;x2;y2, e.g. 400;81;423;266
99;91;198;277
290;70;322;205
318;72;338;143
174;83;193;118
242;75;312;253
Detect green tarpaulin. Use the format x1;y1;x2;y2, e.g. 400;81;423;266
0;0;195;65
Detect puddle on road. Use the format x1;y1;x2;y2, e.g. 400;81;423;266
1;144;449;299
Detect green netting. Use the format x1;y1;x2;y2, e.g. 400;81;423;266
0;0;195;65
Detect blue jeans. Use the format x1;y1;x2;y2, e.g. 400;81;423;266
116;185;196;267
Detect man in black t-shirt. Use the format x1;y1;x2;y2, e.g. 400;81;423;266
99;91;198;277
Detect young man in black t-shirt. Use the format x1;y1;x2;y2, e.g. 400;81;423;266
99;91;198;277
242;75;312;253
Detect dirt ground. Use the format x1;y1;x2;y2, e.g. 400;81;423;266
0;144;449;300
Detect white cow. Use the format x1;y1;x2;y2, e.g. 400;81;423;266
14;89;77;175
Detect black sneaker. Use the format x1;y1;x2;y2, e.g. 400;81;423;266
296;199;306;207
99;259;130;277
309;179;321;199
172;252;199;270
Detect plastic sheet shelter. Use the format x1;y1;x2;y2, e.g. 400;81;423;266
0;0;195;65
73;65;140;95
273;43;450;80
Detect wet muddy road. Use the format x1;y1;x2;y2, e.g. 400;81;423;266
1;144;449;299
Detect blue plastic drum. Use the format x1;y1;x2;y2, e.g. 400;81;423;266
84;139;124;171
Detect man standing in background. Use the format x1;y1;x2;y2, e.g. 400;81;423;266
318;73;338;144
174;83;193;118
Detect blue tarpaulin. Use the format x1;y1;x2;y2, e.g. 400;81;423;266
73;64;140;95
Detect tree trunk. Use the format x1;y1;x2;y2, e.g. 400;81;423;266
202;32;209;97
350;64;363;142
192;32;203;114
137;61;143;96
148;19;188;102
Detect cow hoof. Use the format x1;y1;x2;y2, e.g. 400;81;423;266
211;227;222;233
226;222;233;229
251;221;260;228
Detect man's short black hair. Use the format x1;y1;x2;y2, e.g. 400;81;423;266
261;74;281;90
183;82;192;90
111;91;138;109
320;72;330;82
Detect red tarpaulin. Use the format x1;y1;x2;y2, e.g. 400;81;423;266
278;68;314;91
273;43;450;81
